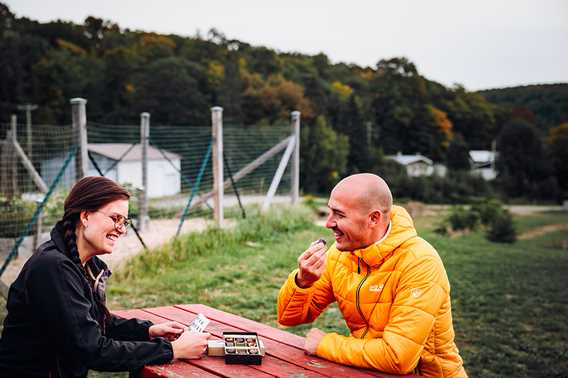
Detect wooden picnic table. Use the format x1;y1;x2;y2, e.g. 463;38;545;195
113;304;418;378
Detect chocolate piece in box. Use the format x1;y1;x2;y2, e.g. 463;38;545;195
223;332;263;365
207;338;265;357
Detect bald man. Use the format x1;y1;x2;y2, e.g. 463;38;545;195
277;174;467;377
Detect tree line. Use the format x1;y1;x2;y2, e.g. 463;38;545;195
1;3;567;200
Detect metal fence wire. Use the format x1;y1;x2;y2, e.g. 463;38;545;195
0;121;75;239
0;110;298;279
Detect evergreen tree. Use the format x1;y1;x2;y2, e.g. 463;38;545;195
301;116;349;193
496;118;555;198
446;133;471;171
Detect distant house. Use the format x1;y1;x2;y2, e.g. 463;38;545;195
469;150;497;180
41;143;181;198
385;152;436;177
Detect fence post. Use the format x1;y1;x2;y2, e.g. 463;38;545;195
139;112;150;232
17;104;37;162
33;198;43;251
70;98;88;180
10;115;18;196
211;106;224;227
290;111;301;205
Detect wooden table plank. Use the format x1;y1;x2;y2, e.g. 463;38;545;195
142;363;220;378
177;304;305;349
176;304;416;378
118;308;273;377
145;306;387;378
143;306;329;378
113;309;224;377
114;306;417;378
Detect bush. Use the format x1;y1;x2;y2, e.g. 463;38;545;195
436;198;517;243
0;197;35;238
470;198;503;224
43;190;67;225
447;206;480;231
486;210;516;243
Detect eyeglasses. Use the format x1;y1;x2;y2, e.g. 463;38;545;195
95;211;131;232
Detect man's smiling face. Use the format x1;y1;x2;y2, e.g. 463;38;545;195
325;186;373;252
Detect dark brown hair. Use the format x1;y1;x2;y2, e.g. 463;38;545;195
61;176;130;332
63;176;130;221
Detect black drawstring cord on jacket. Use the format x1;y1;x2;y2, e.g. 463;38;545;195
357;257;361;274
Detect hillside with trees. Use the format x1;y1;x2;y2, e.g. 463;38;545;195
1;2;567;200
478;84;568;132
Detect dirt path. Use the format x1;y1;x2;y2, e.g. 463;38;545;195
518;224;568;240
0;217;235;287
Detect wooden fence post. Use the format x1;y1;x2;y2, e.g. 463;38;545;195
139;112;150;232
290;111;301;205
10;115;18;196
211;106;224;227
17;104;37;162
70;98;88;180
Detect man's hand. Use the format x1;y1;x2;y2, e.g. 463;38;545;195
296;240;327;288
304;328;326;355
149;321;185;341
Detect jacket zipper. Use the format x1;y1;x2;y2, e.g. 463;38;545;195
355;258;371;339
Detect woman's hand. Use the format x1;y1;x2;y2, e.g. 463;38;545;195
171;331;211;359
149;321;186;341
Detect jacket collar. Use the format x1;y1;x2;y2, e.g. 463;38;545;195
351;205;417;267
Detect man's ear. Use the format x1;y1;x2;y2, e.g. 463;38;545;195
369;210;382;227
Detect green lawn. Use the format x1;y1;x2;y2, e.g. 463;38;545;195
1;205;567;377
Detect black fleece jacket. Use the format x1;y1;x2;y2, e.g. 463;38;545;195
0;223;173;377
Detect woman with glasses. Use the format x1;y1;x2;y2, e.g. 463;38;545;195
0;176;210;377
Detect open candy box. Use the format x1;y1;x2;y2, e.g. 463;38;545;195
207;332;265;365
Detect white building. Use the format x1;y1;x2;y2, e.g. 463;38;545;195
385;152;435;177
469;150;497;181
41;143;181;198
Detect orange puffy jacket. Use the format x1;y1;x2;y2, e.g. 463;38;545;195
277;206;467;377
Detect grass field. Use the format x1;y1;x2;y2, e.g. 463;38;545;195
1;204;567;377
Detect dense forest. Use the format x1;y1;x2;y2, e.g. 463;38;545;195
479;84;568;132
1;3;567;200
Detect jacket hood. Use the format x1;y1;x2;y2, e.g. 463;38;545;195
352;205;417;267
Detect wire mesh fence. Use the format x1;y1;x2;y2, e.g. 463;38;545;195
0;109;298;276
224;123;292;196
87;121;215;222
0;122;75;239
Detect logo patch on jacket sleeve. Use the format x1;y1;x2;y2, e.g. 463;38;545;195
369;284;384;292
410;288;422;298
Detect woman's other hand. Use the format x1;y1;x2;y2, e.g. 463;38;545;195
149;321;185;341
171;331;211;359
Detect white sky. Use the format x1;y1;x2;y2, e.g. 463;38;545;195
5;0;568;90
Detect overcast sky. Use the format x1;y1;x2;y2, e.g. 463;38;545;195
5;0;568;90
